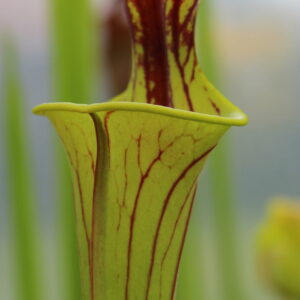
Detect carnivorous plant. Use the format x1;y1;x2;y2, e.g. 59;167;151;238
33;0;247;299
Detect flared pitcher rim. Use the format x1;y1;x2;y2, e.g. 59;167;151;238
32;101;248;126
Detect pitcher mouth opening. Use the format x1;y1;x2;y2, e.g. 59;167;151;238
33;101;248;126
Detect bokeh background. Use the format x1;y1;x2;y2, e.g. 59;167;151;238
1;0;300;299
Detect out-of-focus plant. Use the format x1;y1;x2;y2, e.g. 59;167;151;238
256;197;300;299
103;0;131;95
3;38;42;300
34;0;247;299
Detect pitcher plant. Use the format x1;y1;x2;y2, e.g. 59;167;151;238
33;0;248;299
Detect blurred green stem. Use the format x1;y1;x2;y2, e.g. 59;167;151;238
3;39;41;300
210;145;244;300
50;0;97;298
198;1;245;299
51;0;96;102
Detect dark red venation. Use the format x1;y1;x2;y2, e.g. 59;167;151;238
125;131;192;299
169;0;197;111
62;125;94;293
158;181;197;299
62;122;96;298
145;145;216;299
171;186;197;299
126;0;199;109
126;0;171;107
71;122;96;173
125;146;163;300
209;97;221;115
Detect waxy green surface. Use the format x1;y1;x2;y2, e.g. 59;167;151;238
34;0;247;299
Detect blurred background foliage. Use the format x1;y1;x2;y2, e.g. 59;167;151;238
1;0;300;299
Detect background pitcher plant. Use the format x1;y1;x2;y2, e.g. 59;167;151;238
33;0;247;299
